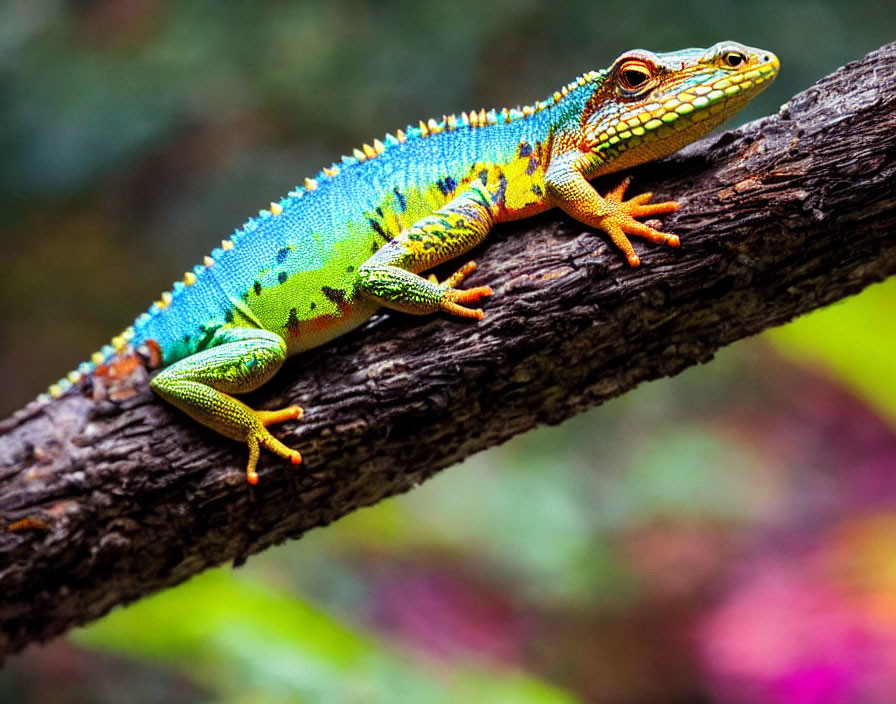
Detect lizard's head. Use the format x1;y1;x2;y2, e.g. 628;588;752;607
581;41;779;176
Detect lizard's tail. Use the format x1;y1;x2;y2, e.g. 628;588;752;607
41;357;103;402
39;323;149;402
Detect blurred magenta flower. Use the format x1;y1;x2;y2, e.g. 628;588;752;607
698;517;896;704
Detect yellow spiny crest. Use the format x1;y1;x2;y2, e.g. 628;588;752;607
362;143;377;158
304;177;318;191
373;138;386;153
395;129;407;142
269;201;283;216
322;165;339;177
418;120;429;137
427;118;440;134
183;271;197;286
203;255;215;267
221;239;234;251
353;148;366;161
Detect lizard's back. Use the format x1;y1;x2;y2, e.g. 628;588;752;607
129;107;559;367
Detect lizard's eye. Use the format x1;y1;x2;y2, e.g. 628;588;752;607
616;60;654;94
722;50;747;68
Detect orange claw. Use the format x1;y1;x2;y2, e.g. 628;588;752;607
441;301;486;320
435;261;493;319
452;285;493;303
440;283;493;319
244;405;304;484
598;177;681;266
256;404;304;426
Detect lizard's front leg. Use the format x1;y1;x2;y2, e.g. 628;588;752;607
149;327;302;484
546;158;680;267
356;184;496;319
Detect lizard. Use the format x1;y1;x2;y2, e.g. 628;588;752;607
43;41;779;484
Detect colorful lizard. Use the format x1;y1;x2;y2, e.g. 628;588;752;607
45;42;778;484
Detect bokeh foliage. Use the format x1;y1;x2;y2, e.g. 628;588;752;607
1;1;894;702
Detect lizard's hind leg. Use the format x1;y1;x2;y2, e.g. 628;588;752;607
149;327;302;484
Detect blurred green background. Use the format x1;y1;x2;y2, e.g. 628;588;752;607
1;1;895;702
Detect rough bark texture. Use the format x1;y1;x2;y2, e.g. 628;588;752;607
2;43;895;660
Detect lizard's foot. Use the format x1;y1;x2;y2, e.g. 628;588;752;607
431;261;493;320
246;405;304;485
245;430;303;485
600;176;680;267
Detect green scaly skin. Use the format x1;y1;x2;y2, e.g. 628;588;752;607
48;42;779;483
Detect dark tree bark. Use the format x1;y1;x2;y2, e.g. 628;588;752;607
2;42;895;660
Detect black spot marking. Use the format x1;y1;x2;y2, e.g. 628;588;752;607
286;307;299;333
436;176;457;195
492;172;508;205
310;301;316;310
369;218;387;238
376;207;384;217
346;265;355;273
518;142;532;157
478;169;488;184
527;157;539;175
253;281;262;296
278;271;288;284
276;246;290;264
183;334;191;343
393;187;406;212
224;309;234;324
195;324;222;352
531;184;543;197
321;286;346;304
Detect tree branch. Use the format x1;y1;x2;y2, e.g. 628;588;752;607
2;42;895;659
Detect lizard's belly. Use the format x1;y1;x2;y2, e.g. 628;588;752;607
281;298;379;356
237;260;381;357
